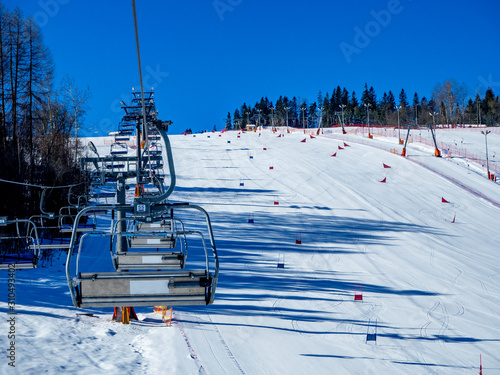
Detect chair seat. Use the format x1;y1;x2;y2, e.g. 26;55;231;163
77;270;213;307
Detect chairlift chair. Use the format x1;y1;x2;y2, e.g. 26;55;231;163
118;129;134;136
58;206;96;234
0;218;41;269
143;143;163;156
105;162;127;170
148;133;161;141
115;133;130;142
146;160;163;170
110;143;128;155
66;204;219;308
110;216;187;271
27;212;83;252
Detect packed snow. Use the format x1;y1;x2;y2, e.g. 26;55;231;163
1;126;500;374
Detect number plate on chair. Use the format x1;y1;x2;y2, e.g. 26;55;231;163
134;202;151;216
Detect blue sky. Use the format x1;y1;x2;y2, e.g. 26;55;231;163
4;0;500;135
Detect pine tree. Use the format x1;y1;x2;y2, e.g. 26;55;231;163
398;89;409;123
483;88;500;125
412;93;420;124
275;96;284;126
399;89;409;108
350;91;359;122
420;97;431;124
341;88;349;106
465;98;474;124
317;90;323;109
333;85;342;111
361;83;370;106
290;97;298;126
283;96;291;126
308;101;317;127
380;92;388;124
323;93;330;126
473;93;482;124
387;91;396;113
329;94;336;124
368;86;377;109
241;103;248;127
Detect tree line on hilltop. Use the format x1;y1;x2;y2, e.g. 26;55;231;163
224;81;500;130
0;5;90;218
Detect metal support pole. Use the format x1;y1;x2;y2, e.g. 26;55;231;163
340;104;346;134
396;106;402;144
116;175;127;253
482;130;491;179
402;125;412;157
131;0;149;152
136;119;142;186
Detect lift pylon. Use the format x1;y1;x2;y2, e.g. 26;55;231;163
401;124;441;157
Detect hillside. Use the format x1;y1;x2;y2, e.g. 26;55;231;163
1;127;499;374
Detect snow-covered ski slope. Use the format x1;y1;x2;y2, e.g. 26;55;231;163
1;127;500;374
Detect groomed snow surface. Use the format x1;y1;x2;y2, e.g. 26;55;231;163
2;127;500;374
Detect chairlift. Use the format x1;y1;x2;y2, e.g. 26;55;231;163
143;143;163;156
118;129;134;136
105;162;127;170
58;206;96;234
115;133;130;142
145;160;163;170
148;133;161;141
0;218;41;269
72;87;219;308
110;216;188;271
66;184;88;208
110;143;128;155
27;215;74;251
27;207;85;252
89;191;116;206
66;203;219;307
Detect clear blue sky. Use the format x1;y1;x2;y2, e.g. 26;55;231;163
4;0;500;135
